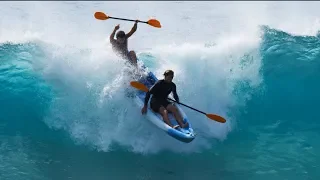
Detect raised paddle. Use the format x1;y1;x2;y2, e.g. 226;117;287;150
130;81;226;123
94;12;161;28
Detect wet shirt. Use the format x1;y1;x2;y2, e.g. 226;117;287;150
144;80;179;106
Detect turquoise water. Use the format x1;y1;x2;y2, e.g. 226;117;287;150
1;1;320;180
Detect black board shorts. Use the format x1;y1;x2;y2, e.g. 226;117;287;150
150;98;171;113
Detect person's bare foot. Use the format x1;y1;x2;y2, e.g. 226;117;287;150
182;122;189;128
172;125;180;129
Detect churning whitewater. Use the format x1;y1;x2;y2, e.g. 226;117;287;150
1;1;320;180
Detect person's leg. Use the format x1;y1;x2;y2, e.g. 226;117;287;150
166;103;189;128
151;99;177;129
158;106;175;128
128;51;138;66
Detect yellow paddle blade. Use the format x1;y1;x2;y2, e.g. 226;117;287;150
130;81;149;92
206;114;226;123
147;19;161;28
94;12;109;20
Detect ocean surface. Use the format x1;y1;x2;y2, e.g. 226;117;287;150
1;1;320;180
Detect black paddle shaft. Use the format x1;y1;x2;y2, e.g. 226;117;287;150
109;17;147;24
167;97;206;115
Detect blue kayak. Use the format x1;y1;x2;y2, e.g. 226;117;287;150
133;63;196;143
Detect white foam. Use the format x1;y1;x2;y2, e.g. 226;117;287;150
2;1;318;154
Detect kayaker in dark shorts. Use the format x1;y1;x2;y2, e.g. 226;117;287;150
109;21;138;67
141;70;189;129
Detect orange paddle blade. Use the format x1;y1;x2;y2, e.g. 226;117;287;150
147;19;161;28
206;114;226;123
94;12;109;20
130;81;149;92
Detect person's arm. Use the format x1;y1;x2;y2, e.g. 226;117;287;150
144;92;151;107
144;81;160;106
110;25;119;44
125;21;138;39
172;83;180;103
